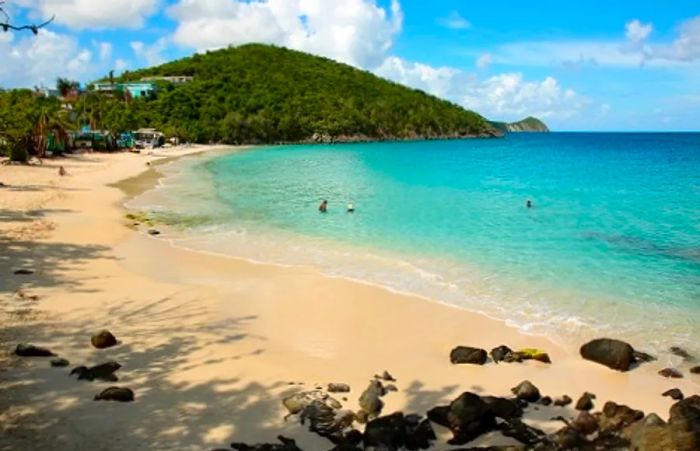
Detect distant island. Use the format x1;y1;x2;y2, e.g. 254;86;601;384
489;116;550;133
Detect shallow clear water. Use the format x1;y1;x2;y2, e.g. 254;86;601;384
131;134;700;356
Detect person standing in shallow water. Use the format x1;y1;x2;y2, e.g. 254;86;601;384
526;199;533;208
319;200;328;213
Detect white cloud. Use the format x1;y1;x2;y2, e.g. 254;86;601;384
168;0;403;68
114;59;129;73
131;37;169;66
476;53;491;69
0;29;102;88
98;42;112;61
376;57;583;121
16;0;160;29
649;16;700;62
600;103;611;117
439;11;470;30
625;19;653;43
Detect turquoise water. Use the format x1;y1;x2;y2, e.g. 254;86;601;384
133;134;700;356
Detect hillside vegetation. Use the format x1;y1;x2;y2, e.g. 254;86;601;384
94;44;497;143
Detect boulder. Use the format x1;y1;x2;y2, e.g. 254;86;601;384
450;346;488;365
628;414;673;451
283;390;341;416
553;395;573;407
359;380;385;420
575;392;596;411
515;348;552;364
498;418;546;445
70;361;121;382
404;415;436;450
598;401;644;433
482;396;523;420
538;396;552;406
50;358;70;367
374;370;396;382
659;368;683;378
425;405;450;428
572;411;599;435
445;392;497;445
147;229;161;235
328;383;351;393
299;400;355;443
13;268;34;275
580;338;635;371
230;436;302;451
94;386;134;402
91;330;118;349
690;366;700;374
668;395;700;451
670;346;694;361
490;345;513;363
663;388;685;401
510;380;541;403
363;412;405;450
15;344;56;357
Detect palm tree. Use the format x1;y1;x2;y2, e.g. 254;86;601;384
32;106;71;158
56;77;79;97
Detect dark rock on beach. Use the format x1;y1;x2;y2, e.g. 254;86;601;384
327;383;351;393
553;395;572;407
538;396;552;406
597;401;644;432
450;346;488;365
147;228;161;235
510;380;541;403
91;330;118;349
580;338;636;371
690;365;700;374
659;367;683;378
575;392;596;411
300;400;355;443
15;344;56;357
445;392;497;445
70;361;121;382
94;386;134;402
663;388;685;401
283;390;341;415
359;380;385;421
490;345;513;363
482;396;523;420
668;395;700;451
50;358;70;367
363;412;435;450
572;411;599;435
670;346;694;361
13;268;34;275
230;436;302;451
498;418;546;445
374;370;396;382
628;413;673;450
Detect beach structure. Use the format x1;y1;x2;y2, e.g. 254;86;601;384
141;76;194;84
134;128;165;149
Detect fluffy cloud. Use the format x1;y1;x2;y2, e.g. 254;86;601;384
168;0;402;68
476;53;492;69
376;57;582;121
131;37;169;66
649;16;700;62
16;0;159;29
0;29;99;88
625;19;653;43
438;11;470;30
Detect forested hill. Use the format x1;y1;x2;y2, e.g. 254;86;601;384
113;44;498;143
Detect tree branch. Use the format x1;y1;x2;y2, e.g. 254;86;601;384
0;2;54;35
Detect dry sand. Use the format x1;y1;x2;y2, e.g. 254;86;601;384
0;146;697;450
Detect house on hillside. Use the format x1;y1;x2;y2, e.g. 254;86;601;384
92;81;156;99
141;76;194;84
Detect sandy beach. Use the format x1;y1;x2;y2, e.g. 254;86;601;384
1;147;698;450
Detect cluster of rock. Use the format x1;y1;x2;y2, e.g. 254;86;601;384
450;345;551;365
13;329;134;402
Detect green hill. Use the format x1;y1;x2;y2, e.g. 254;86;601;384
489;116;550;133
92;44;498;144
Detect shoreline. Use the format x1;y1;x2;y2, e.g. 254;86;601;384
1;146;698;450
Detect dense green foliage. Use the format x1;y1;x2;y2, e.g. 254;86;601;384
0;89;69;160
490;116;549;133
96;44;496;143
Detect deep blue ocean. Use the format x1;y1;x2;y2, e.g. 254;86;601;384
133;133;700;356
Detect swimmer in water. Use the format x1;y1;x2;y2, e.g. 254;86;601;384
526;199;532;208
319;200;328;213
347;203;354;212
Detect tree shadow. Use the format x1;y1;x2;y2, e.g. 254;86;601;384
0;239;111;296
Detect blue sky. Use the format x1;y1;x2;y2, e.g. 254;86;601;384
2;1;699;130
